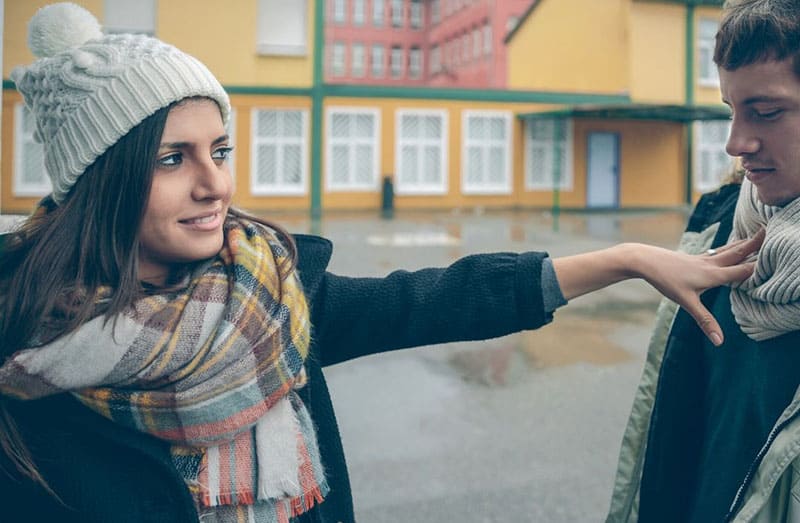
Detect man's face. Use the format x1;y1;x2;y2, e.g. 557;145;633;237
721;57;800;206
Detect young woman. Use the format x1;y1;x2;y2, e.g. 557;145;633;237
0;4;762;523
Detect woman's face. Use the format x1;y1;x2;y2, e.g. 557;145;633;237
138;98;233;285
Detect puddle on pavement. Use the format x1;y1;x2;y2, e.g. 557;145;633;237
447;303;658;386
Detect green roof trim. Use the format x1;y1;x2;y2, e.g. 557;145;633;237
4;79;629;105
322;83;630;104
517;103;730;122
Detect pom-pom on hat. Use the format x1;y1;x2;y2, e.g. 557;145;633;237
11;2;231;204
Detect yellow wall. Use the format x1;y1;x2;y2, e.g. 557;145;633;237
506;0;629;94
158;0;314;88
559;119;686;210
628;2;685;104
3;1;315;87
4;0;103;78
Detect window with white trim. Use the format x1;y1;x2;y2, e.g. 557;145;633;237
13;104;50;197
462;111;512;194
461;33;470;62
353;0;365;25
432;0;440;24
256;0;308;55
332;0;346;23
392;0;404;27
472;28;481;60
409;46;422;78
332;42;346;76
524;119;573;190
326;108;381;191
694;120;733;191
483;23;492;56
371;44;385;77
373;0;385;26
251;109;308;195
352;43;365;77
391;45;404;78
410;0;423;29
395;110;448;195
104;0;155;34
430;45;441;74
698;19;720;86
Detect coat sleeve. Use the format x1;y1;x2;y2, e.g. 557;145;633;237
305;247;554;367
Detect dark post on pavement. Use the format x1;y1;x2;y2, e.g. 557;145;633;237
381;175;394;219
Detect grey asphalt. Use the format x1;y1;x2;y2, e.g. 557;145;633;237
0;208;691;522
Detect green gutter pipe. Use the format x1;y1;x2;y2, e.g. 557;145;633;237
310;0;325;221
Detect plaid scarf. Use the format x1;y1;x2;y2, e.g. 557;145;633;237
730;178;800;341
0;217;327;522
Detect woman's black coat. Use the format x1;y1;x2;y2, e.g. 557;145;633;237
0;234;552;522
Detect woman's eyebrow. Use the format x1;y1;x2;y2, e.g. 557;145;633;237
159;134;229;150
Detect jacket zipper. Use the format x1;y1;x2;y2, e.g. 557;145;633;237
725;412;800;521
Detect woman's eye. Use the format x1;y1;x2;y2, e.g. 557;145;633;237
212;146;234;162
157;153;182;167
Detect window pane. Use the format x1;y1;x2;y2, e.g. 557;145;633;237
401;145;419;183
332;113;351;137
354;114;374;138
282;111;303;138
332;144;350;184
423;145;440;184
423;116;441;139
489;117;505;140
355;144;373;184
257;111;278;137
256;144;277;184
489;147;505;183
467;146;483;184
283;145;302;185
401;115;420;139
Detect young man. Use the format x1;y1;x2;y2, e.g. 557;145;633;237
606;1;800;521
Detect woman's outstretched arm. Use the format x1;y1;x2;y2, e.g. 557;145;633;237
552;228;765;346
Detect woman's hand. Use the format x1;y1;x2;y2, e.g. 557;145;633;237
552;228;765;346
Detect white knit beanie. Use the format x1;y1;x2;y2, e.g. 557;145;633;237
11;2;231;204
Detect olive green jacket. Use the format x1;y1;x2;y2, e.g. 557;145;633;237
606;184;800;523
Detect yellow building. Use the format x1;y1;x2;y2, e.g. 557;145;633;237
1;0;729;215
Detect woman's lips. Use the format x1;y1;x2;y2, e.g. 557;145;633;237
179;212;222;231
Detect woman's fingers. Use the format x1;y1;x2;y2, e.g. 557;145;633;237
706;228;765;263
681;295;724;346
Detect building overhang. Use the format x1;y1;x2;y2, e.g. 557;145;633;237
516;103;730;123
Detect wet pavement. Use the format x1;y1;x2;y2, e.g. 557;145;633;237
0;208;691;522
277;208;690;523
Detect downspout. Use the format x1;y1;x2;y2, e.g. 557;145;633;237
684;2;695;205
310;0;325;222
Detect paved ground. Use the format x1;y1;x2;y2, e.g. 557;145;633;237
1;208;691;522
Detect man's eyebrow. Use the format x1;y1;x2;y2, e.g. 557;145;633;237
741;96;787;105
159;134;229;149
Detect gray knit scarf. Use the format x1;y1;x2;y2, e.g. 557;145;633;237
729;178;800;341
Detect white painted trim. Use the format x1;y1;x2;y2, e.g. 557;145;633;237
325;106;382;192
394;108;449;195
460;110;513;195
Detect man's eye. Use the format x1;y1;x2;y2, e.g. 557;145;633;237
756;109;782;119
212;146;234;162
157;153;182;167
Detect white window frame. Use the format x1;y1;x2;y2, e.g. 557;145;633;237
353;0;365;26
226;108;238;187
257;0;308;56
332;42;346;77
430;45;441;74
409;46;422;78
352;42;365;77
326;107;382;192
332;0;346;23
524;118;574;191
472;28;481;60
410;0;423;29
250;109;309;196
391;45;404;78
371;44;385;77
373;0;385;26
395;109;449;195
483;23;492;56
698;18;720;87
13;103;51;197
432;0;440;24
392;0;404;27
461;110;513;195
104;0;155;34
694;120;733;191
